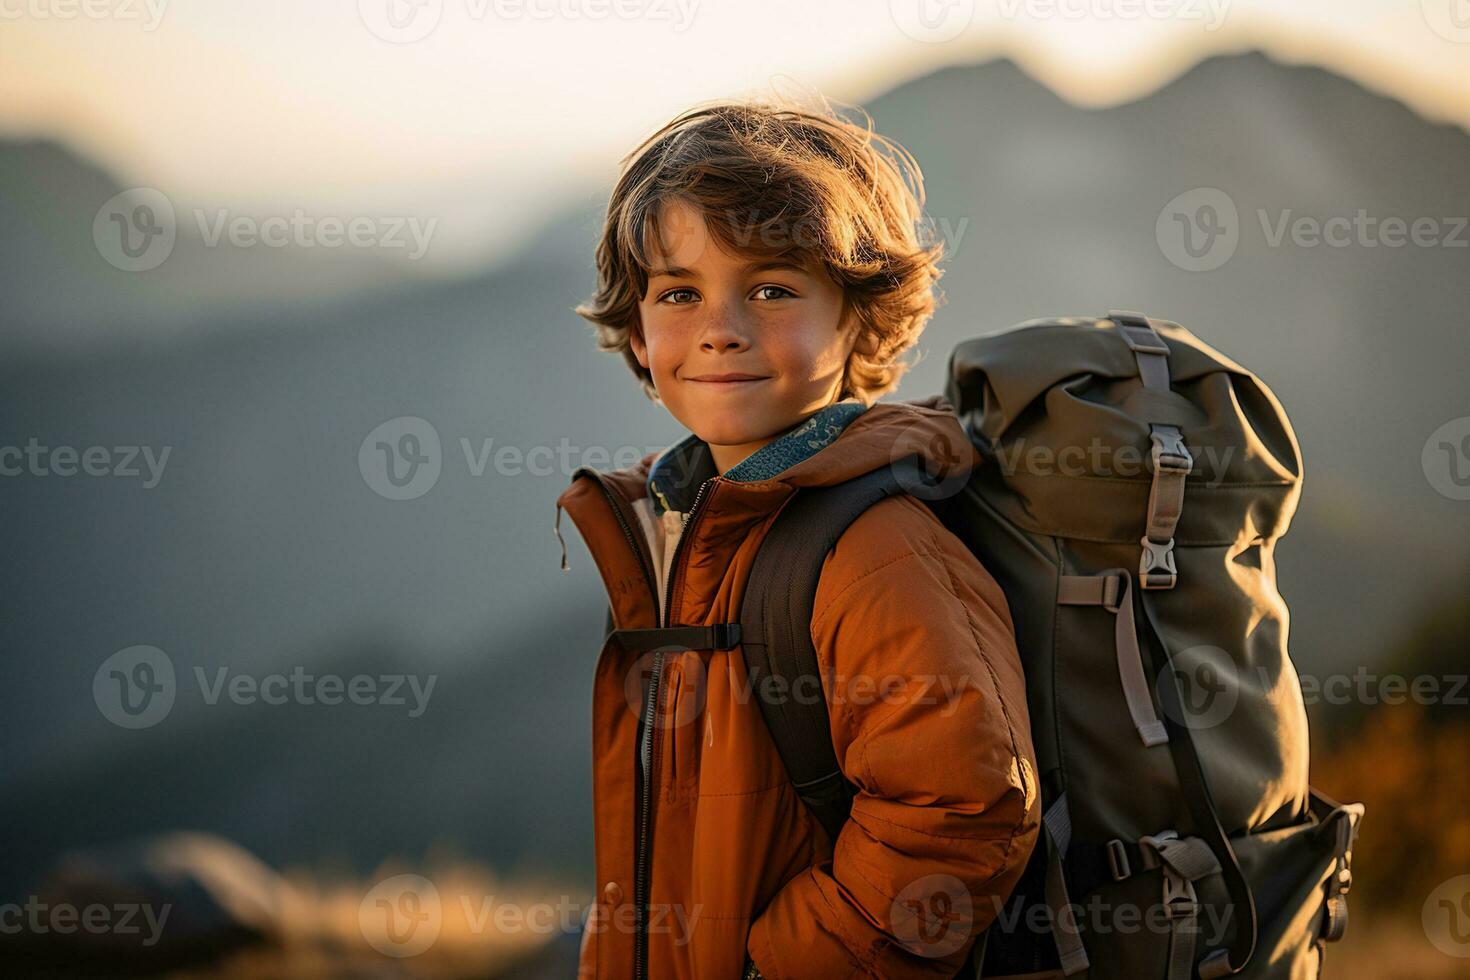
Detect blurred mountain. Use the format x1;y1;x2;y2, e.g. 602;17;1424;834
3;50;1468;896
0;139;426;352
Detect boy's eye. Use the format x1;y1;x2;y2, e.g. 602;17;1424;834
753;284;795;301
656;284;795;304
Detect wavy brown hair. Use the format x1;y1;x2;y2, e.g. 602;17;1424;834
574;96;946;405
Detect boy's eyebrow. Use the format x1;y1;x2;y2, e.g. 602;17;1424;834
647;258;811;280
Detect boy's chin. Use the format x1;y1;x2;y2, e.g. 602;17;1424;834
690;423;767;448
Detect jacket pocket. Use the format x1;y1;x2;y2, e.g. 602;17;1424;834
659;652;707;800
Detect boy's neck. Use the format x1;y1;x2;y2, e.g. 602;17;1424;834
705;394;858;475
708;437;775;476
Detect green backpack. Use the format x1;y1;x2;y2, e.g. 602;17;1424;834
737;311;1364;978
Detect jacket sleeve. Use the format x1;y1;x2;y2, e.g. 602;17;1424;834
746;497;1041;979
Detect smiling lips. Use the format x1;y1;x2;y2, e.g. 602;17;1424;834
686;373;769;385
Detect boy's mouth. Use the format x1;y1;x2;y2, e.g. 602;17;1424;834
685;373;770;387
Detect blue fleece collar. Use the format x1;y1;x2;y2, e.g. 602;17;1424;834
646;399;868;516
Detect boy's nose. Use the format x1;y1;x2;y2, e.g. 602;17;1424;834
697;306;753;351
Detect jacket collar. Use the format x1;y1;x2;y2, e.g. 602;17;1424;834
646;397;868;516
553;394;979;582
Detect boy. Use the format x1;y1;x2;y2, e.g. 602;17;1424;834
554;99;1039;979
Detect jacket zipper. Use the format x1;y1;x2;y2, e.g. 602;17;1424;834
635;474;715;980
575;468;716;980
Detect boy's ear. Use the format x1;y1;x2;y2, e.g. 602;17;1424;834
628;318;649;370
840;300;878;357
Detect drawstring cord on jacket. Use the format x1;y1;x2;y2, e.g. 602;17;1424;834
554;502;569;571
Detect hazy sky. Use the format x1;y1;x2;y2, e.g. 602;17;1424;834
3;0;1468;268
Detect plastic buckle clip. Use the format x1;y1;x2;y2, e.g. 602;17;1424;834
1149;430;1194;477
1106;839;1132;881
1139;536;1178;589
710;622;742;649
1101;572;1125;614
1160;872;1199;921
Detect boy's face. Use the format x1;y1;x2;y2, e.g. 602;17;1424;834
630;198;874;476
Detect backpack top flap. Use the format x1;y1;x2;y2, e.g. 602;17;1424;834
945;315;1304;547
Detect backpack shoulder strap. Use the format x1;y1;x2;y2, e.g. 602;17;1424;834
738;458;936;843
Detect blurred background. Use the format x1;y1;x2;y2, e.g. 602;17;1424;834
3;0;1469;976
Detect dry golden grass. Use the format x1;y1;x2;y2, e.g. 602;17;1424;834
159;859;580;979
1322;916;1469;980
1312;702;1470;918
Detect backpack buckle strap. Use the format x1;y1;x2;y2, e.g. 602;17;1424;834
1109;310;1193;590
792;767;849;803
1317;796;1365;943
1041;794;1091;976
1139;535;1179;590
1062;839;1148;898
1058;570;1169;747
610;623;742;653
1107;838;1133;881
1141;424;1191;589
1150;426;1194;476
1139;832;1226;980
1110;310;1172;391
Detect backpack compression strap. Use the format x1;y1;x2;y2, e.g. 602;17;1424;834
738;456;938;845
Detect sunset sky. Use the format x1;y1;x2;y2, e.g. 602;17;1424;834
3;0;1468;268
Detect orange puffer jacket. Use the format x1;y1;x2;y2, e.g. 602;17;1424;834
553;395;1040;979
